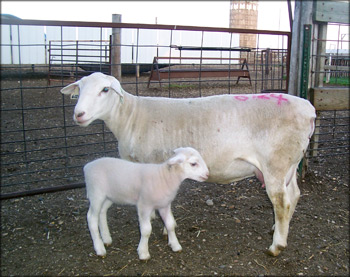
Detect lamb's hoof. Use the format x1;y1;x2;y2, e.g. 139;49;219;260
96;250;107;258
138;252;151;261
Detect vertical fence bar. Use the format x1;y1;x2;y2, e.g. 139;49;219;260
199;31;204;97
60;26;69;174
228;32;233;94
16;24;29;190
135;28;140;96
168;29;173;98
75;41;79;80
300;24;312;99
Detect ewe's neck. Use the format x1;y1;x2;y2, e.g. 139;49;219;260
104;90;138;140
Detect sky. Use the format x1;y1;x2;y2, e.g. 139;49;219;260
1;1;292;31
1;1;348;50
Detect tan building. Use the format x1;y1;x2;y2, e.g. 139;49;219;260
229;1;259;49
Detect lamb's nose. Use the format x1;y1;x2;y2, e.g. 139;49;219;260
76;111;85;118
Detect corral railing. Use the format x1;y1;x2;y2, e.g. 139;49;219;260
1;18;346;199
48;40;111;85
304;6;349;175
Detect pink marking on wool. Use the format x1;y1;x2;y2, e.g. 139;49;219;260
234;93;289;106
270;94;288;105
234;95;249;101
257;94;271;100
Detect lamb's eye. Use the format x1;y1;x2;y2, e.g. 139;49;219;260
190;162;197;167
102;87;109;93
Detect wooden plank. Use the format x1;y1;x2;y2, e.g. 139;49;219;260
310;87;350;110
314;1;350;24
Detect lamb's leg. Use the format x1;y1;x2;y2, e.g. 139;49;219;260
158;205;182;252
87;198;107;257
137;205;153;260
99;199;113;246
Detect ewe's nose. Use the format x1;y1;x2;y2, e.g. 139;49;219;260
75;111;85;119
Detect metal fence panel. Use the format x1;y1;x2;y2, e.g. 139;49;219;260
0;19;317;199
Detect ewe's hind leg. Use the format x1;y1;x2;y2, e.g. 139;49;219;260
269;169;300;236
99;199;113;246
158;205;182;252
87;198;107;257
265;173;292;256
286;170;300;224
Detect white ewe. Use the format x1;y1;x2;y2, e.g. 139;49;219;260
62;72;316;256
84;147;209;260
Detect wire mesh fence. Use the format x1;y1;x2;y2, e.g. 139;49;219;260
307;22;350;170
0;19;348;199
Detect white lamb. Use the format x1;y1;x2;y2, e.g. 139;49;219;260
84;147;209;260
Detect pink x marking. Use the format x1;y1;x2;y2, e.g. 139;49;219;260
270;94;288;105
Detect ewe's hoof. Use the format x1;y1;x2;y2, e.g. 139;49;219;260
265;249;279;257
265;244;286;257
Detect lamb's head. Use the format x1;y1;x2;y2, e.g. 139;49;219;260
168;147;209;182
60;72;124;127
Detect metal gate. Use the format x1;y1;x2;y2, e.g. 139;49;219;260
0;18;314;200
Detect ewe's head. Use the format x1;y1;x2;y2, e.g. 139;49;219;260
61;72;124;127
167;147;209;182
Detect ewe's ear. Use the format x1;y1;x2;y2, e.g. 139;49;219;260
60;81;80;99
168;153;186;166
108;76;124;100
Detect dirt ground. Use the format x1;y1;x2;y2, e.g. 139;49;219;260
1;75;349;276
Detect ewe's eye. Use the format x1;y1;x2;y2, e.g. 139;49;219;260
190;162;197;167
102;87;109;93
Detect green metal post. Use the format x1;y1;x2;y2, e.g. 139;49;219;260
298;24;312;175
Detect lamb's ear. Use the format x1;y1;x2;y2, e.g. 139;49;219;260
61;81;80;99
168;153;186;166
108;77;124;100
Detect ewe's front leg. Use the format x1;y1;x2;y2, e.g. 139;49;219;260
137;206;153;260
158;205;182;253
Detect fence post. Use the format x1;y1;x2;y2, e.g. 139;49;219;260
288;0;313;96
111;14;122;80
